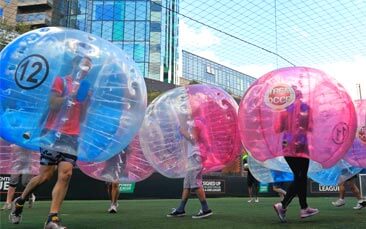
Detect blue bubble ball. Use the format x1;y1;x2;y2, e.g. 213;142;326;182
0;27;147;162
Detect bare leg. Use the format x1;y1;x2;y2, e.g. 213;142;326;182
273;186;286;201
195;187;206;201
181;188;190;201
110;183;120;205
338;182;346;199
248;186;253;199
49;161;73;213
348;180;362;200
195;187;210;212
21;165;55;200
6;186;16;204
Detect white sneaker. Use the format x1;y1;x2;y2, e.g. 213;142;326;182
353;200;366;210
255;198;259;203
248;198;254;203
332;199;345;207
1;203;11;210
108;204;118;213
28;194;36;208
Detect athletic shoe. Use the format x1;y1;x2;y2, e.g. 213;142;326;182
255;198;259;203
166;208;186;217
247;198;254;203
273;202;287;223
9;197;24;224
332;198;345;207
300;207;319;218
108;204;118;213
28;194;36;208
44;216;66;229
192;209;213;219
1;203;11;211
353;200;366;210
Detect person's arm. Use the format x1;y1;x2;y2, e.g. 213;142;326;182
79;91;92;123
179;125;196;145
307;105;313;132
49;92;64;111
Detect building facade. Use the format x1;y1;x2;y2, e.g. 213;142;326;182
0;0;66;27
180;50;256;98
64;0;179;84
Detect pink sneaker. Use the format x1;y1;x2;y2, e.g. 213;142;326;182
273;203;287;223
300;207;319;218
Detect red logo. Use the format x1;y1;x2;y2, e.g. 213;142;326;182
264;84;295;110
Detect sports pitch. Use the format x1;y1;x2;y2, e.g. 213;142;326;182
1;197;365;228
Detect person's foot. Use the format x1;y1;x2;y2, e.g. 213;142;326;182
255;198;259;203
332;198;345;207
108;204;118;213
192;209;213;219
28;194;36;208
1;203;11;211
300;207;319;218
166;208;186;217
247;198;254;203
353;200;366;210
44;215;66;229
9;197;24;224
273;202;287;223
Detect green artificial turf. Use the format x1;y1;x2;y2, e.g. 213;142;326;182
1;197;365;229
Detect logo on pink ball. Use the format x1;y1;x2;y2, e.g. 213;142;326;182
264;83;295;110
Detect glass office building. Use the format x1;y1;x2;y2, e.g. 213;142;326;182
64;0;179;83
181;50;256;97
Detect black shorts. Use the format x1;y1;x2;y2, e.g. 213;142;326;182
247;171;258;187
40;148;77;167
9;174;33;187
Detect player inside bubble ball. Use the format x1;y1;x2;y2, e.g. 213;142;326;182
10;55;93;229
273;86;319;223
167;115;213;219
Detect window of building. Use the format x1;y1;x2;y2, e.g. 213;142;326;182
93;1;124;21
125;1;136;20
113;21;124;40
135;21;146;41
102;21;113;40
150;22;161;32
151;2;162;12
124;21;135;41
136;1;147;20
123;42;134;59
91;21;102;37
206;65;216;75
134;42;145;62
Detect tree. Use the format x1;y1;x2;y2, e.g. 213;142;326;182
147;90;162;104
0;20;31;51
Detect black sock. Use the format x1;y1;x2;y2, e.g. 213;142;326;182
16;198;26;205
47;213;59;223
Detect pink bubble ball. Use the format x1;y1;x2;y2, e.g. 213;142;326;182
140;84;242;178
343;99;366;167
77;134;154;183
238;67;357;168
0;138;39;175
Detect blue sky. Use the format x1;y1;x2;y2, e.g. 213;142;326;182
178;0;366;100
